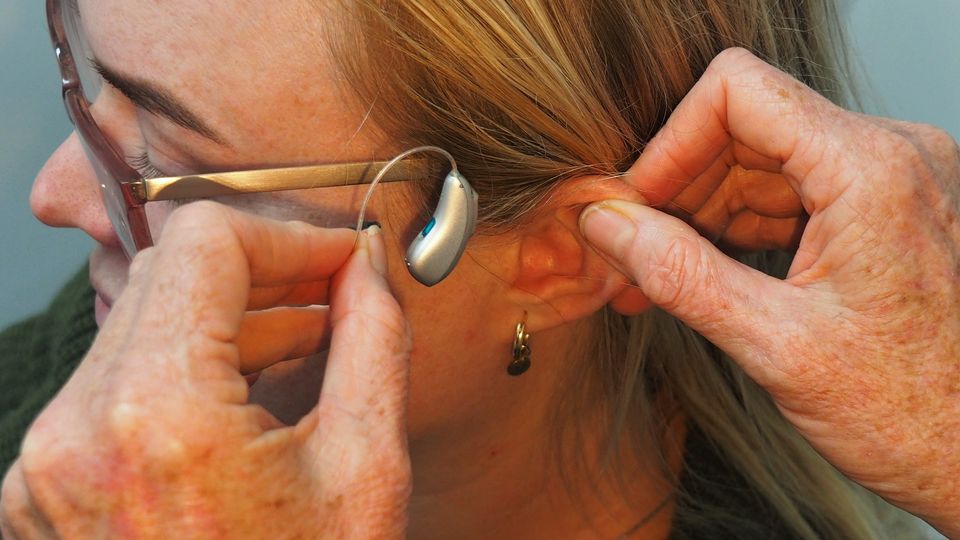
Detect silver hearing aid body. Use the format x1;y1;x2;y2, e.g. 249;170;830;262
355;146;478;287
405;169;478;286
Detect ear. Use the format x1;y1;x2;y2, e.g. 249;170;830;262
502;176;652;330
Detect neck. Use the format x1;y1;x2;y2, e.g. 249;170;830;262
405;328;685;540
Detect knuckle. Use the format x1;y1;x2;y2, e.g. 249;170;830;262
887;129;919;157
710;47;759;74
701;48;755;95
19;417;69;482
95;381;197;465
105;401;151;447
16;452;68;516
162;201;233;244
98;385;195;461
641;234;706;313
102;398;202;472
911;122;952;143
331;298;411;389
339;285;410;347
882;122;933;156
874;126;948;197
876;127;926;171
159;203;245;270
1;464;30;534
126;246;156;282
707;47;786;90
171;199;226;220
366;299;412;351
915;124;959;161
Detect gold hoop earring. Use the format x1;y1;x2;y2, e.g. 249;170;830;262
508;312;531;376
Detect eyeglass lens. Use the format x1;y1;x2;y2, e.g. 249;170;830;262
60;1;141;257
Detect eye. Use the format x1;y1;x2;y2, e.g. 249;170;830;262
127;152;167;179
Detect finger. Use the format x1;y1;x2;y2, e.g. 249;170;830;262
91;203;357;415
662;149;789;221
689;169;804;245
127;202;355;355
717;213;806;253
0;462;58;540
247;280;333;310
694;167;804;224
729;140;785;174
580;200;809;385
662;157;732;218
310;225;411;452
625;47;856;211
236;306;332;374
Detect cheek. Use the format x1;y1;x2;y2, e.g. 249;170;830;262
386;239;511;437
401;294;510;441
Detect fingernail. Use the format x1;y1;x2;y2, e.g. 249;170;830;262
363;224;388;276
348;221;381;232
579;201;639;261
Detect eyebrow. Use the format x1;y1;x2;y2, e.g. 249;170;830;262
91;58;228;146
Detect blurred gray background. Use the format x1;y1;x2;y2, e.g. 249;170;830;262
2;0;960;328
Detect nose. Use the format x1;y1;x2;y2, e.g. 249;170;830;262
31;133;121;249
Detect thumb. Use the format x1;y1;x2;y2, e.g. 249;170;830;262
580;200;805;378
312;225;411;453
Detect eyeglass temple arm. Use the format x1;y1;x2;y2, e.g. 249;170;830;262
132;159;433;202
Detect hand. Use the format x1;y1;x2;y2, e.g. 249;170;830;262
579;48;960;535
0;202;412;539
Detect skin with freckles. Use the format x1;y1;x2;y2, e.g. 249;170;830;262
3;0;671;538
580;48;960;538
11;1;958;538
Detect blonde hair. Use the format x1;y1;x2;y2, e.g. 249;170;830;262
326;1;920;537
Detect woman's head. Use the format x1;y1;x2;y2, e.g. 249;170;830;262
34;0;649;440
31;0;908;537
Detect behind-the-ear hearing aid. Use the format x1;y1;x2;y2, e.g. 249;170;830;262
355;146;478;286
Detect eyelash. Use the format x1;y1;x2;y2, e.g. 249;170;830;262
127;152;167;179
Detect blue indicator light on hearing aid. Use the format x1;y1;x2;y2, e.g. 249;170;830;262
421;217;437;237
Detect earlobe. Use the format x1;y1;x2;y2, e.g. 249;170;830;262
609;285;651;316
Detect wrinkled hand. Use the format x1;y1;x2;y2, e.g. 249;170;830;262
0;202;412;539
580;48;960;535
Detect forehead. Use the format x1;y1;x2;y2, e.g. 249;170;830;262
76;0;382;163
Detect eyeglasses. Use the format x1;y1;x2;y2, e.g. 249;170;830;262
46;0;430;259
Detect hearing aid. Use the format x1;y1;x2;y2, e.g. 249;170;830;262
404;168;478;285
355;146;478;287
